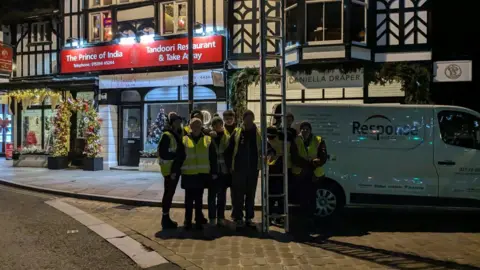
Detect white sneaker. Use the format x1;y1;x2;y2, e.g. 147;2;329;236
209;219;217;226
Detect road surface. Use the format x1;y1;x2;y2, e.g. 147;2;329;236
0;185;175;270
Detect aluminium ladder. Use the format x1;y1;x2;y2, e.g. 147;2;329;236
259;0;289;234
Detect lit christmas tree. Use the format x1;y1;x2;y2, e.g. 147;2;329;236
146;108;167;145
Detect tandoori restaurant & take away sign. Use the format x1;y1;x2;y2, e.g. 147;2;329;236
60;35;223;74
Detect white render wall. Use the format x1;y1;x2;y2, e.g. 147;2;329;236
99;105;118;169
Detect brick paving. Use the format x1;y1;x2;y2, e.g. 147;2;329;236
0;160;261;206
62;197;480;270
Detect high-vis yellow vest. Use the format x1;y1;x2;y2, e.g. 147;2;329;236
268;138;292;168
292;135;325;177
181;135;212;175
213;133;230;174
158;131;177;176
183;126;191;136
232;127;262;171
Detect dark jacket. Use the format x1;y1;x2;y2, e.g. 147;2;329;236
157;128;183;174
224;125;259;173
173;133;218;189
224;124;236;136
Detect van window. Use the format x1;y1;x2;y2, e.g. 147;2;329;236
438;111;480;150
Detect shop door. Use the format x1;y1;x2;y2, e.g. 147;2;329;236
120;107;142;166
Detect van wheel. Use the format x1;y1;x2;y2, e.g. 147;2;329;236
313;182;345;219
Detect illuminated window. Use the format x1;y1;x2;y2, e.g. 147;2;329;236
160;1;188;35
90;11;113;42
306;0;343;44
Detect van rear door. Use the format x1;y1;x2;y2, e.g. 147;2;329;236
434;108;480;204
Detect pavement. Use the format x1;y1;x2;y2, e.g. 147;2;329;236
60;197;480;270
0;185;179;270
0;159;261;207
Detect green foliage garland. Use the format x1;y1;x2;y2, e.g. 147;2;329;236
52;98;102;158
229;62;432;119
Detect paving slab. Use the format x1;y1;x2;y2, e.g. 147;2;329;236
0;159;261;207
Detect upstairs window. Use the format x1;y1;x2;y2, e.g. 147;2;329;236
285;2;298;46
160;1;188;36
90;11;113;42
351;0;367;44
90;0;114;7
31;22;50;44
306;0;342;44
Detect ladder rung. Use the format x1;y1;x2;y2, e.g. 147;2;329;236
268;193;286;198
268;173;284;177
266;54;283;60
265;94;283;97
266;35;282;40
269;213;287;219
266;17;282;23
266;73;282;78
266;113;284;117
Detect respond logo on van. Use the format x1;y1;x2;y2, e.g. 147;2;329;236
352;115;419;140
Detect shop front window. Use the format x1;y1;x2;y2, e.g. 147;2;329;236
90;11;113;42
160;1;188;36
143;86;217;151
0;105;13;154
21;110;43;149
306;0;343;43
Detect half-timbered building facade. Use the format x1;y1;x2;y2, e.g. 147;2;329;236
60;0;226;168
0;10;62;157
228;0;432;118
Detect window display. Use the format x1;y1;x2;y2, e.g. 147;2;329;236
0;105;13;154
21;110;43;148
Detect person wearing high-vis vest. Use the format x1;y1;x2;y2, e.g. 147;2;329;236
293;121;328;218
225;110;262;229
158;112;183;229
207;117;231;226
183;109;212;136
223;110;237;136
266;126;309;226
173;118;218;230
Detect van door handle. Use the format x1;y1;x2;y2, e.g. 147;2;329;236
438;160;456;166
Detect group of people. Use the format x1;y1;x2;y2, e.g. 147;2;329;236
158;108;327;231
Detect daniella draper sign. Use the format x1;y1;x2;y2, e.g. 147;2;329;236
60;35;223;74
287;69;364;89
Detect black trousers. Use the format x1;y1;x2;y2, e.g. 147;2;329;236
296;171;316;216
184;187;204;223
162;175;179;214
208;174;229;219
232;170;259;221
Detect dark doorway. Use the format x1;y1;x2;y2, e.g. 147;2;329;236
120;106;142;166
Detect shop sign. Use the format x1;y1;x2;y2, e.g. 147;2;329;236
434;60;472;82
287;69;363;89
0;42;13;75
99;69;214;89
60;35;223;74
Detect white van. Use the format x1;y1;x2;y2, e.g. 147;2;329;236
273;103;480;218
